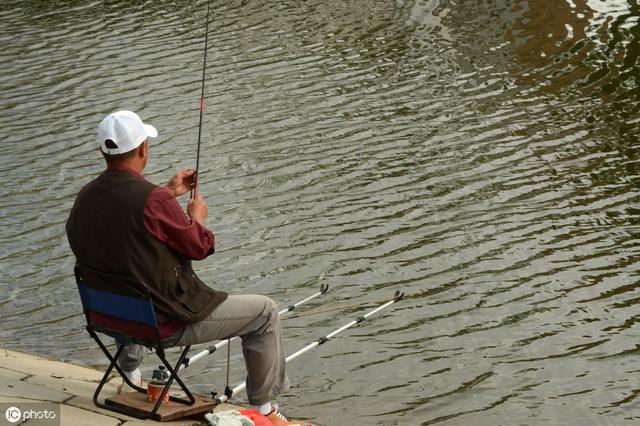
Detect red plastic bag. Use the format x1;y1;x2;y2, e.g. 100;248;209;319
239;409;272;426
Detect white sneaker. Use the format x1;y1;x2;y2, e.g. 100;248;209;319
117;377;144;394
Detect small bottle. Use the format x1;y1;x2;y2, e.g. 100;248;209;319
146;366;170;403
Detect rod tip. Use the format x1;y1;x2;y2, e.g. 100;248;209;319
320;283;329;294
393;291;405;302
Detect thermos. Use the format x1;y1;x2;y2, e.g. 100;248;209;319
146;366;170;403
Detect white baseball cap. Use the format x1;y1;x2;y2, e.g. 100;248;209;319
97;110;158;155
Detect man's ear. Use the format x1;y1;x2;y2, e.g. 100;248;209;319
138;140;148;158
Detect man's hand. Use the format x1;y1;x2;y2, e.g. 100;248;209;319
166;169;196;198
188;195;208;226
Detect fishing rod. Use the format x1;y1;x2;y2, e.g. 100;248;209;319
214;290;405;404
281;297;392;320
191;0;211;199
179;284;329;369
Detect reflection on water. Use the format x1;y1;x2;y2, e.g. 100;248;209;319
1;0;639;424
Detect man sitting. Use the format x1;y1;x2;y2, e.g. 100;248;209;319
66;110;297;426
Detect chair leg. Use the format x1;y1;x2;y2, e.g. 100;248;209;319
92;342;123;407
155;346;196;406
88;330;198;420
133;346;197;419
88;329;154;419
89;329;146;393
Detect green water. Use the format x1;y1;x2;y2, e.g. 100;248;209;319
1;0;639;424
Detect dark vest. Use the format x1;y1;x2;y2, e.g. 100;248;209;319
66;167;227;324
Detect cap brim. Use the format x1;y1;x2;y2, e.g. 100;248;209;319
144;123;158;138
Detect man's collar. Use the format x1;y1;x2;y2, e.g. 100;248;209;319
106;163;145;181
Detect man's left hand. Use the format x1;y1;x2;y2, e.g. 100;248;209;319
166;169;196;198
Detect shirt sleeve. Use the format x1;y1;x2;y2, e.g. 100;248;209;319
143;187;215;260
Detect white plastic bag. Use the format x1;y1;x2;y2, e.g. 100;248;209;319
205;410;255;426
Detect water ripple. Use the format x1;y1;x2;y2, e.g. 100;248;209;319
1;0;640;424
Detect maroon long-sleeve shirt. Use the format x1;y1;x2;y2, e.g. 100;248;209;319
109;163;215;260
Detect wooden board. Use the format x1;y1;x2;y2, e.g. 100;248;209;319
105;391;216;422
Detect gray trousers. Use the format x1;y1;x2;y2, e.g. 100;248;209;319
117;294;290;405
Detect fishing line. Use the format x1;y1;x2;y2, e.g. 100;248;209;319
192;0;211;199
